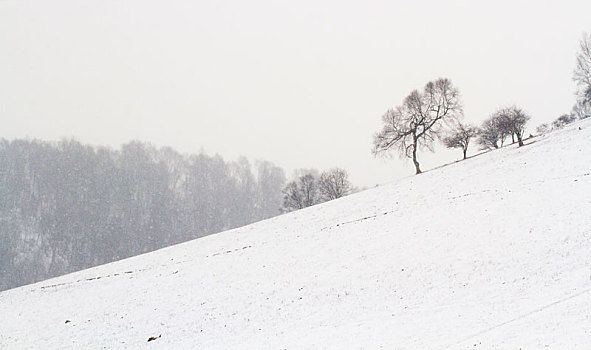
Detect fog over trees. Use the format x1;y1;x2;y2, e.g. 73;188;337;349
0;139;289;291
0;139;357;291
2;27;589;293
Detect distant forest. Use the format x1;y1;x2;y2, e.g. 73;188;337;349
0;139;286;291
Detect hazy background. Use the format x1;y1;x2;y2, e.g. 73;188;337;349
1;0;590;186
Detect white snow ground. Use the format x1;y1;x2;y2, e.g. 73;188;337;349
1;119;590;349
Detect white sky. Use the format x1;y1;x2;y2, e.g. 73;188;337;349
1;0;589;187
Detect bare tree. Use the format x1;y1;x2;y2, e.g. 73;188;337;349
477;116;503;150
552;114;577;129
571;100;591;120
281;172;319;212
535;123;551;135
442;122;478;159
0;138;290;291
478;106;530;149
494;113;514;144
495;106;530;147
318;168;352;201
574;32;591;106
255;161;286;220
373;78;463;174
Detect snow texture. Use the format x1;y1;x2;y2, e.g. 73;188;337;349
1;119;590;349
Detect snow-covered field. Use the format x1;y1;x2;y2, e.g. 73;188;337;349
1;119;590;349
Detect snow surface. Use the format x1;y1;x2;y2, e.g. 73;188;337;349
1;119;591;349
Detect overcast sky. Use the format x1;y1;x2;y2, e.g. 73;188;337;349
1;0;590;187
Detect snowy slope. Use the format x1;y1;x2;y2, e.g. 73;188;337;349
1;119;590;349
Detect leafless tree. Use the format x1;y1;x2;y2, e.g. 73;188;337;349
495;106;530;147
495;113;515;144
442;122;478;159
574;32;591;106
373;78;463;174
478;106;530;149
477;116;503;150
318;168;352;201
552;113;577;129
0;138;290;291
572;100;591;120
535;123;550;135
281;173;319;212
255;160;286;219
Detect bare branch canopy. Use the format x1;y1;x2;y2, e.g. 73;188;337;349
372;78;463;174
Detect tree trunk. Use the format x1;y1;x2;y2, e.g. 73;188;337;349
517;133;524;147
462;147;467;159
412;141;421;174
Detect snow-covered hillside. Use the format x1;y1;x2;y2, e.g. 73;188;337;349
1;119;590;349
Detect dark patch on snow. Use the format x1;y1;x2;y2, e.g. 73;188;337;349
147;334;161;342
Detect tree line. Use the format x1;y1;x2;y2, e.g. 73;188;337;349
0;139;288;290
3;31;588;292
281;168;353;212
373;32;591;170
0;139;356;291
